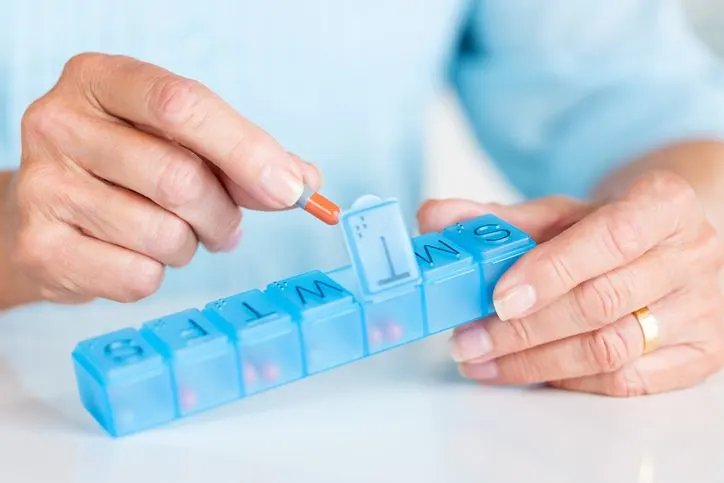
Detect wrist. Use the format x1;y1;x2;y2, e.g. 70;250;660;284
0;171;42;310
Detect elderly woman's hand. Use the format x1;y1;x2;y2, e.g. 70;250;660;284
2;53;318;305
418;171;724;396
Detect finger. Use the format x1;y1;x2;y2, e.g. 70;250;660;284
65;54;305;209
18;222;164;303
491;172;700;321
67;117;242;252
117;132;321;210
289;153;323;191
417;196;592;242
450;243;693;362
217;153;322;209
52;173;198;267
458;284;716;385
130;128;324;192
548;344;721;397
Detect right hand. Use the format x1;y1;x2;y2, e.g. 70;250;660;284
3;53;319;304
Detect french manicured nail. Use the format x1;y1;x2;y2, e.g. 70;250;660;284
451;326;493;362
494;284;536;320
259;164;305;207
459;361;498;380
219;225;243;252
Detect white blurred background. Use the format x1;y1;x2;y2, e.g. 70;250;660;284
424;0;724;204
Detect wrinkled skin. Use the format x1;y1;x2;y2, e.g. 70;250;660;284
418;171;724;396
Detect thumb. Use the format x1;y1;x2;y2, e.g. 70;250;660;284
416;196;594;243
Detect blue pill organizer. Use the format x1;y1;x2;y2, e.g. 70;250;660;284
72;195;536;437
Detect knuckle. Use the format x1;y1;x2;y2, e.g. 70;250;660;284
155;215;193;259
575;272;631;324
506;318;535;349
147;75;209;129
601;202;644;260
630;170;696;207
609;366;649;397
15;163;55;202
121;263;164;302
155;154;207;210
587;324;630;372
62;52;105;78
21;97;65;139
538;250;577;287
651;171;697;209
628;171;697;233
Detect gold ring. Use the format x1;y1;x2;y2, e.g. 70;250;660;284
633;306;660;354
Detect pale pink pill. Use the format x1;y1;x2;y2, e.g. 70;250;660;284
261;363;280;382
385;323;404;342
180;388;198;411
369;326;384;347
243;364;258;385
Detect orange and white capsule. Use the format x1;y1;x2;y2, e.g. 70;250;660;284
295;185;340;225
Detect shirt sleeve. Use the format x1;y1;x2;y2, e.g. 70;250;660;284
450;0;724;199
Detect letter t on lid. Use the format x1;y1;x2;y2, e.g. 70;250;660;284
339;195;421;300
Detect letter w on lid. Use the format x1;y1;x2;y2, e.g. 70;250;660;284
266;271;364;374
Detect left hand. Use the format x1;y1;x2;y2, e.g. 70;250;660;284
417;171;724;396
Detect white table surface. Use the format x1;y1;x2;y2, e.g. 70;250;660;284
1;294;723;483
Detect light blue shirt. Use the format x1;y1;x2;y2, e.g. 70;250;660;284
2;0;724;297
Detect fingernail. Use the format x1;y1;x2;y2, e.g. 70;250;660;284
259;164;305;207
298;160;322;191
459;361;498;380
494;284;536;320
451;326;493;362
219;225;243;252
306;161;323;189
